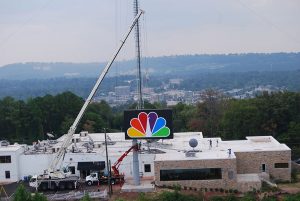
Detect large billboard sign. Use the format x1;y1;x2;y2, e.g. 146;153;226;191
124;109;173;139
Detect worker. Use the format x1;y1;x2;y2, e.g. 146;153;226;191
208;139;212;149
228;148;232;157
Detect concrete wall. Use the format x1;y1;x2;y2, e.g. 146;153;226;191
235;150;291;181
0;147;23;183
154;158;237;190
19;154;53;179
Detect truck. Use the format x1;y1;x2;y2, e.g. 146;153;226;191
85;144;139;186
29;175;79;191
29;10;144;191
85;172;121;186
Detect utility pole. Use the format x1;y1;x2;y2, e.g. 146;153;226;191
104;128;112;196
132;0;142;186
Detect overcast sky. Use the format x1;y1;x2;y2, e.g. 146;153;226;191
0;0;299;67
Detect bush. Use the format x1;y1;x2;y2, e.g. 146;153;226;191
209;196;224;201
157;191;200;201
261;195;277;201
240;192;256;201
283;192;300;201
138;192;151;201
80;193;91;201
31;193;47;201
224;195;238;201
13;184;31;201
172;184;181;191
291;169;298;183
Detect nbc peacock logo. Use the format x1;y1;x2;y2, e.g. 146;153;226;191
127;112;171;138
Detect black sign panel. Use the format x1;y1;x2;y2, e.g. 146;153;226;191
124;109;173;139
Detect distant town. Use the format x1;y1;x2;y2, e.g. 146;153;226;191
95;78;285;106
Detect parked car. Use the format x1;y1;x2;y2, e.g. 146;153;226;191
294;158;300;164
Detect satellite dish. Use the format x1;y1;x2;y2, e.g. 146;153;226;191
189;138;198;150
47;133;55;138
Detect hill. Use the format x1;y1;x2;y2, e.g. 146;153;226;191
0;53;299;80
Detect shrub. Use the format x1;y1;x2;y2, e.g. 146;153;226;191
13;184;31;201
80;193;92;201
31;193;47;201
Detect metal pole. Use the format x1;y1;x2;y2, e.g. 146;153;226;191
104;129;111;196
132;0;142;186
109;160;113;195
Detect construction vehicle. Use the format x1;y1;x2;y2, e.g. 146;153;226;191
29;9;144;191
85;144;139;186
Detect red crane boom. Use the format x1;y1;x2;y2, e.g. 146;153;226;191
112;144;139;176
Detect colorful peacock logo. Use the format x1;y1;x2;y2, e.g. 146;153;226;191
127;112;170;138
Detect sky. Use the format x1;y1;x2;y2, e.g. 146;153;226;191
0;0;300;67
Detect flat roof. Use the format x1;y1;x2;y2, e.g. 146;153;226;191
0;145;23;152
1;132;290;160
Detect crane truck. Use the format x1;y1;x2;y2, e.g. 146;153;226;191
29;10;144;191
85;144;139;186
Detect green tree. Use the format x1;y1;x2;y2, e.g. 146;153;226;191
13;184;31;201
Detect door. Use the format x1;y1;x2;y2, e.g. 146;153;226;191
261;164;266;172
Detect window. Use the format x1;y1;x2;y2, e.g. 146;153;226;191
5;171;10;179
0;156;11;163
69;166;76;174
275;163;289;168
160;168;222;181
261;164;266;172
144;164;151;173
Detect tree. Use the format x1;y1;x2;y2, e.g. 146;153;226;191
13;184;31;201
191;89;228;137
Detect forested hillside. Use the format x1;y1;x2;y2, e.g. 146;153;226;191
1;70;300;99
0;91;299;158
0;53;299;80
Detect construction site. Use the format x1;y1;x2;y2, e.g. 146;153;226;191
0;1;296;200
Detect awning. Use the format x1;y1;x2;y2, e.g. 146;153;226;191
77;161;105;171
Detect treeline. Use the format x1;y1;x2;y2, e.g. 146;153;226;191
0;91;299;158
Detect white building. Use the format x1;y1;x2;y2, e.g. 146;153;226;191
0;132;291;192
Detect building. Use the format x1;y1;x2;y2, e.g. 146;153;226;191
0;132;291;192
115;86;130;97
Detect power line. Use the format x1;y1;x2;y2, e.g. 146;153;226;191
235;0;300;46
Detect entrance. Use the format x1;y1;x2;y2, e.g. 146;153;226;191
261;164;266;172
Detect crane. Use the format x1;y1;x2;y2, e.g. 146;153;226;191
112;144;139;177
45;9;145;179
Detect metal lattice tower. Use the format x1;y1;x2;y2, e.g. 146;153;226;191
134;0;143;109
132;0;142;186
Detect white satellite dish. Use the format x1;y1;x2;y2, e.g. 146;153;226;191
47;133;55;138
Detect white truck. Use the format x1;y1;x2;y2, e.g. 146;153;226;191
85;144;138;186
29;10;144;191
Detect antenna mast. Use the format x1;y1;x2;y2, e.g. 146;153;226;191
132;0;142;186
134;0;143;109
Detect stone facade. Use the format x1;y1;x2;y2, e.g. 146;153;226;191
235;150;291;181
154;149;291;192
154;157;238;191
